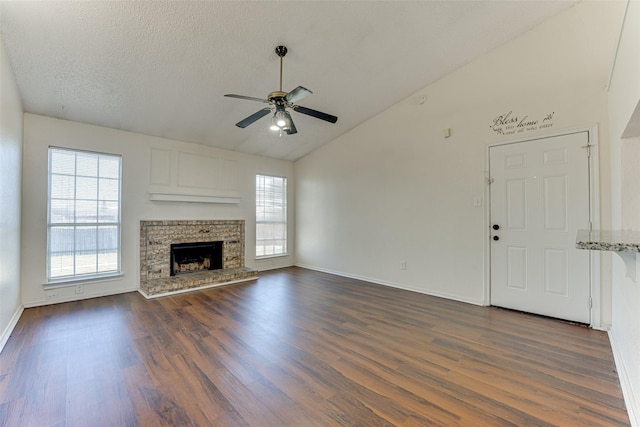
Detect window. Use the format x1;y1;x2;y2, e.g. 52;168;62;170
47;147;122;281
256;174;287;257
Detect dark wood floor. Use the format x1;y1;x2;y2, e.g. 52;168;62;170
0;267;629;426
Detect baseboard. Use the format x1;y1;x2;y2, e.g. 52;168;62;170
23;287;136;308
257;264;294;272
138;276;258;299
609;329;639;427
295;263;484;306
0;304;24;354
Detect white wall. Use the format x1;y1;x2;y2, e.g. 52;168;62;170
0;36;24;352
21;114;295;307
296;1;620;316
607;0;640;424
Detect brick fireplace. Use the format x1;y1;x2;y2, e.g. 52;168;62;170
139;220;258;297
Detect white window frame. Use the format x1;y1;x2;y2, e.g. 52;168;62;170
256;174;288;258
47;147;122;283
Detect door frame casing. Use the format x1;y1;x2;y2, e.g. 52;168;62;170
483;125;601;328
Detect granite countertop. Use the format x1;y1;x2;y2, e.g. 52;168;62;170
576;229;640;252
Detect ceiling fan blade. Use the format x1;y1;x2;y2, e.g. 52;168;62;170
284;111;297;135
292;105;338;124
225;94;270;104
235;108;271;128
285;86;312;103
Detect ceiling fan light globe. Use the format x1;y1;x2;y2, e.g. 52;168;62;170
270;115;281;131
275;109;287;128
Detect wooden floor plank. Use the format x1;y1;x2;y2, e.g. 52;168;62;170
0;267;630;426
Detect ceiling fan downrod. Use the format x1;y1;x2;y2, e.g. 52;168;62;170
275;46;287;92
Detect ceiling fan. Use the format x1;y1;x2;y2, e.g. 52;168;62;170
225;46;338;135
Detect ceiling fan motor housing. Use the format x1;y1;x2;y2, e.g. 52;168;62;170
268;91;287;103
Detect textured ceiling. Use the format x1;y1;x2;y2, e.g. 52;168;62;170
1;1;579;161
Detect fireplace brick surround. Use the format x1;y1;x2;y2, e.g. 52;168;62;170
139;220;258;297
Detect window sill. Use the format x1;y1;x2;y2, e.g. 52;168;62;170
255;254;289;261
44;273;124;289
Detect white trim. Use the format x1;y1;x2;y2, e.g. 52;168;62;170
483;167;492;306
148;192;241;204
607;0;631;91
295;264;484;306
256;263;294;272
484;126;602;327
609;329;639;427
0;305;24;354
23;288;135;308
44;273;124;288
255;254;289;261
138;276;258;299
587;125;603;328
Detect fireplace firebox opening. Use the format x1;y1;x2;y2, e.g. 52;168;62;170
170;241;223;276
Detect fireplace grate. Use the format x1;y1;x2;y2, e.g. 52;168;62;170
170;241;223;276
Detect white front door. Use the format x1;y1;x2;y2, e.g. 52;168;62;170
489;131;591;323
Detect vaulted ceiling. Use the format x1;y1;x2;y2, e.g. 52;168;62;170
1;1;579;161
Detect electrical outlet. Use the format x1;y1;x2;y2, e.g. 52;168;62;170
400;261;407;270
45;290;58;300
75;284;84;294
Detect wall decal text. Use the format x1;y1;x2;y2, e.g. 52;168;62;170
489;111;555;136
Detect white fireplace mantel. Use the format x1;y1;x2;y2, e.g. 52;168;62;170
148;192;241;204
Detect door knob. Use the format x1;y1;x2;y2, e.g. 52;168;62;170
492;224;500;230
493;236;499;241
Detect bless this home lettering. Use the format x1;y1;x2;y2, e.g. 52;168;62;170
490;111;555;135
